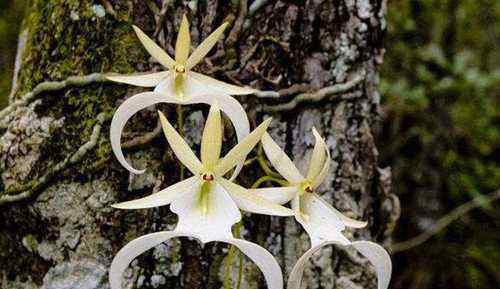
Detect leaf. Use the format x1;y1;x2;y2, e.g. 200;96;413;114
132;25;175;69
106;71;170;87
214;118;272;177
110;92;182;174
261;133;305;184
186;22;229;69
158;110;203;174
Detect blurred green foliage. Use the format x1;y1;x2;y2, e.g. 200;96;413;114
380;0;499;288
0;0;27;108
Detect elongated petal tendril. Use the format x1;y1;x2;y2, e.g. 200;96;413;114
287;241;392;289
110;92;181;174
109;232;285;289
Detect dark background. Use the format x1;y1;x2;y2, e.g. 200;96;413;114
1;1;498;289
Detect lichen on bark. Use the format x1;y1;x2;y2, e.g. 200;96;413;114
0;1;396;289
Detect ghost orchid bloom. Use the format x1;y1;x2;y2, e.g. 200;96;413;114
109;104;294;289
251;129;392;289
108;15;254;176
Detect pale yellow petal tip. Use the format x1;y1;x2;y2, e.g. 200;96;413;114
132;25;142;35
312;127;322;138
220;22;230;31
111;202;127;209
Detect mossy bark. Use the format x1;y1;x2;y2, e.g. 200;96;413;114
0;1;395;289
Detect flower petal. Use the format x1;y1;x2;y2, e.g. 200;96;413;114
249;186;299;205
175;14;191;64
109;231;202;289
153;74;207;99
306;127;327;181
186;22;229;69
297;193;348;247
352;241;392;289
261;133;305;184
219;238;285;289
217;177;294;216
158;111;203;175
132;25;175;69
106;71;170;87
185;93;250;180
190;71;256;95
170;182;241;242
314;194;368;228
112;176;198;209
201;103;222;169
311;128;331;188
287;240;392;289
110;92;181;174
214;118;272;177
110;231;286;289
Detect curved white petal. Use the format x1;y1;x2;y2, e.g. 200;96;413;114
175;14;190;64
297;193;348;247
201;103;222;169
132;25;176;69
215;118;272;177
314;195;368;228
249;186;299;205
170;182;241;242
190;71;256;95
107;71;170;87
352;241;392;289
261;133;305;184
306;128;327;181
112;177;198;209
110;92;182;174
311;128;331;189
220;238;285;289
110;231;286;289
287;240;392;289
186;22;229;69
109;231;199;289
217;177;294;217
158;111;203;175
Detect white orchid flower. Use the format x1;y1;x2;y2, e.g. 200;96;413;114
108;15;255;177
251;129;392;289
109;104;294;289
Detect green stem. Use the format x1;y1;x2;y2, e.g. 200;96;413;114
251;175;288;188
257;144;282;179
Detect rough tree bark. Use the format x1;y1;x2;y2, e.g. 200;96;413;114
0;1;397;289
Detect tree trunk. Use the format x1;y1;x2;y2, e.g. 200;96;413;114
0;1;396;289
